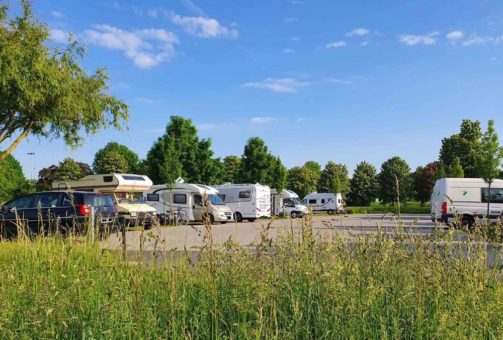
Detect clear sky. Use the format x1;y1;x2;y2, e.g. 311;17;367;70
4;0;503;179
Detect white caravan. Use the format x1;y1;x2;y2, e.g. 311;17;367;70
303;192;344;214
430;178;503;226
144;180;234;223
214;184;271;222
271;189;309;218
52;174;156;227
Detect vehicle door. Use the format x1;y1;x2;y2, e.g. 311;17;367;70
0;194;37;237
34;192;64;234
193;194;205;221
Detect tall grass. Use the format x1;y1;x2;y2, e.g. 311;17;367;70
0;218;502;338
347;201;431;214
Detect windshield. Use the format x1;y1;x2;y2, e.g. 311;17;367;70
113;192;145;204
291;198;301;205
209;194;225;205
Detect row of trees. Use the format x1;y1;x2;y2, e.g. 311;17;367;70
1;117;502;206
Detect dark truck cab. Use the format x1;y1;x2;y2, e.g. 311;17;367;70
0;191;117;238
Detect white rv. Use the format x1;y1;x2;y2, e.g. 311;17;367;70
271;189;309;218
430;178;503;226
303;192;344;214
214;184;271;222
144;180;234;224
52;174;156;227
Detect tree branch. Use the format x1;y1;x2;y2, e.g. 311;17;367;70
0;120;33;162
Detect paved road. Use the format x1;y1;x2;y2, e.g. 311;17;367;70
107;214;441;252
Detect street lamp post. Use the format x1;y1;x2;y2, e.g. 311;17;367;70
27;152;35;180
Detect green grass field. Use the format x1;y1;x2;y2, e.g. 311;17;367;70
346;201;431;214
0;220;501;338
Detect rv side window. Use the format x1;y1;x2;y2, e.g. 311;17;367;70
321;199;325;204
173;194;187;204
309;199;316;204
147;194;159;202
194;195;203;206
103;176;113;182
239;191;251;199
481;188;503;204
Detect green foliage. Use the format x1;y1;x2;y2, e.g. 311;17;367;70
267;156;288;191
222;156;241;183
37;158;92;191
0;1;128;161
238;137;273;184
437;162;446;179
0;224;502;338
287;163;320;198
446;157;464;178
347;161;379;206
145;116;222;184
317;162;350;196
330;171;342;195
439;120;482;177
413;162;439;204
378;156;412;205
93;142;139;173
0;153;31;203
476;120;503;184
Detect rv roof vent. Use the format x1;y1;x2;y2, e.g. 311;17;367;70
175;177;185;184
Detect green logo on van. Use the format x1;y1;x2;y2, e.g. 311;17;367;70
463;191;468;196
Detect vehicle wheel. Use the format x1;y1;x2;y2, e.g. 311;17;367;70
234;212;243;223
327;209;335;215
290;211;298;219
462;216;473;228
247;218;256;222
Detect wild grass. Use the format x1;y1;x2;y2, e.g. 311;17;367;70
0;217;502;338
347;201;431;214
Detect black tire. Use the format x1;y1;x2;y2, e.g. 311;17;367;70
327;209;335;215
290;211;298;219
234;212;243;223
462;216;473;228
247;218;256;222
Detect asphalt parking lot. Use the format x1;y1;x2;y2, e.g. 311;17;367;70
107;213;440;252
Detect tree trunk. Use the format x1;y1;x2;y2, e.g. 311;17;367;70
0;121;33;162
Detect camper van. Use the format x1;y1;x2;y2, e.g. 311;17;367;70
52;174;156;227
214;184;271;222
271;189;309;218
144;180;234;223
303;192;344;214
430;178;503;226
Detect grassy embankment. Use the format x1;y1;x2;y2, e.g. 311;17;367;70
0;218;502;338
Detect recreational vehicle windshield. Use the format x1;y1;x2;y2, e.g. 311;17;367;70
52;174;156;227
144;181;234;223
214;183;271;222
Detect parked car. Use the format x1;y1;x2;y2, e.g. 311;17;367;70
0;191;117;238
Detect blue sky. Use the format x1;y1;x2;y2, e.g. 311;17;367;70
5;0;503;178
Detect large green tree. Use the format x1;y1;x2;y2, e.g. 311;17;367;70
287;165;319;199
0;153;31;203
378;156;412;205
413;161;439;205
0;1;128;162
145;116;222;184
475;120;503;217
439;120;482;177
347;161;379;206
318;162;350;196
238;137;274;184
37;158;93;190
222;156;241;183
267;156;288;191
446;157;464;178
93;142;140;173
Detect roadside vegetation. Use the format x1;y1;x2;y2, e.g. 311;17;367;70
0;217;502;338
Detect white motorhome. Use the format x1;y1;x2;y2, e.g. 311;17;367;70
430;178;503;226
214;184;271;222
303;192;344;214
144;180;234;223
52;174;157;227
271;189;308;218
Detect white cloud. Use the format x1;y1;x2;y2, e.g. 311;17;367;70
51;11;63;18
284;17;297;23
326;78;354;85
446;31;464;41
346;28;369;37
398;32;438;46
462;34;503;46
50;29;68;43
84;25;178;68
242;78;309;93
325;41;347;48
171;14;238;39
251;117;275;124
283;48;294;53
197;123;219;130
